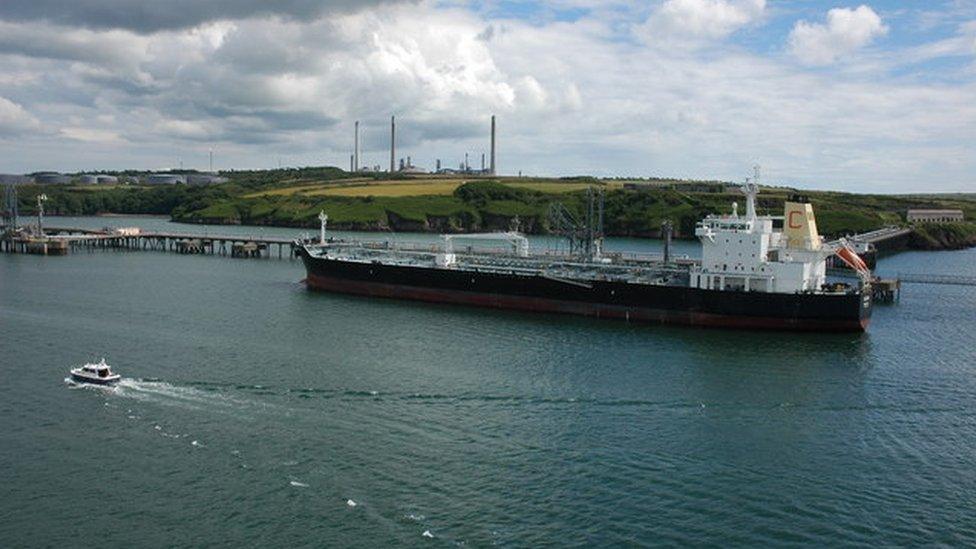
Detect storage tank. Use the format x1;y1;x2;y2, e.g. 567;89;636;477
146;174;186;185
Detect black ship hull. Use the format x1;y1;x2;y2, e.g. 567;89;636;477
298;249;872;332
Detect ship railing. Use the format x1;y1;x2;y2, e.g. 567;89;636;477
330;238;692;266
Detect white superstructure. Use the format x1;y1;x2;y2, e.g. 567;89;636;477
690;171;837;294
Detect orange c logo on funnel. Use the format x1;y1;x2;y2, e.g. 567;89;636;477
788;211;803;229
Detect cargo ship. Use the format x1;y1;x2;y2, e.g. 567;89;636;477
297;180;873;331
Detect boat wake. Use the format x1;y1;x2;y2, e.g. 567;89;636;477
113;378;255;412
64;377;121;392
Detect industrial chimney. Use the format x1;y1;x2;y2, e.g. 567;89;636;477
390;116;396;173
353;120;359;172
490;115;496;176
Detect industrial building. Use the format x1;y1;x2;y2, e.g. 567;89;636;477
145;173;186;185
367;114;497;175
436;115;496;175
907;209;965;223
398;156;426;174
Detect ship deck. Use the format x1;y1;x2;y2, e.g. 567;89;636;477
307;240;693;286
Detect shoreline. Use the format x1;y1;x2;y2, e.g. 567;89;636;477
33;213;976;251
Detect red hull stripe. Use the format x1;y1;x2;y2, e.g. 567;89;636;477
306;273;868;332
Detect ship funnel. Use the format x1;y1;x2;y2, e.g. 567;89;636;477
784;195;822;250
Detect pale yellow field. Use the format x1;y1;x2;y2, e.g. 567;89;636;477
243;178;375;198
304;179;466;197
505;182;600;193
244;177;612;199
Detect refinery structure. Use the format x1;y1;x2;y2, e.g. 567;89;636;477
349;115;498;176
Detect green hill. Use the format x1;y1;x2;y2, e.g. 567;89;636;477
12;167;976;247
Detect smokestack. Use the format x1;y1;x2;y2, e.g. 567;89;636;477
464;153;469;172
481;153;485;171
436;159;441;172
390;116;396;173
354;120;359;172
350;154;354;172
490;115;496;176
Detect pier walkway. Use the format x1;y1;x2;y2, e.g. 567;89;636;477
2;226;303;259
897;273;976;286
849;226;913;245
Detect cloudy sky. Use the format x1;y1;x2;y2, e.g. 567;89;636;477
0;0;973;192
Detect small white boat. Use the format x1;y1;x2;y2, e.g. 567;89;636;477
70;358;121;385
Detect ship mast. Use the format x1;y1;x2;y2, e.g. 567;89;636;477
743;165;760;221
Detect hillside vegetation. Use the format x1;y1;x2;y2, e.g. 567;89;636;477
11;167;976;245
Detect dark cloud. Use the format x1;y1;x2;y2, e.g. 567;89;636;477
0;0;413;33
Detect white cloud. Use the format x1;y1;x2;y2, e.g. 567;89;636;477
639;0;765;43
60;127;123;144
0;95;40;135
788;5;888;66
0;2;973;191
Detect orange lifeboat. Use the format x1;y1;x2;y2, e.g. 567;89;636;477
836;245;869;274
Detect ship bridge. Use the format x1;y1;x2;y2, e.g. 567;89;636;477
691;172;841;295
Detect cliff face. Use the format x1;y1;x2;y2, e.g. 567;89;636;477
908;222;976;250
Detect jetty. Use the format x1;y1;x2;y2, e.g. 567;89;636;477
1;226;302;259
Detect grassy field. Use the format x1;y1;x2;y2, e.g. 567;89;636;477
504;182;596;193
19;167;976;245
307;179;466;197
244;178;614;198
